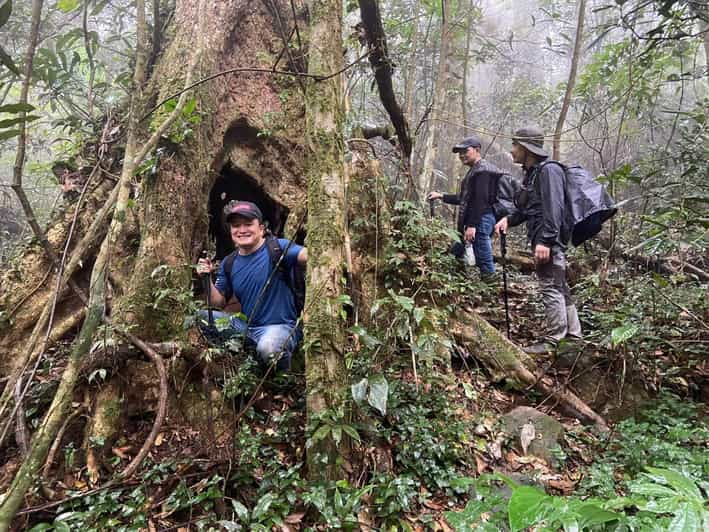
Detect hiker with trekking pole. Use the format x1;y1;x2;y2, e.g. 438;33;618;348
427;135;517;283
196;201;308;371
494;126;616;354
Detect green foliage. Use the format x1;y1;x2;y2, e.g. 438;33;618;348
579;393;708;499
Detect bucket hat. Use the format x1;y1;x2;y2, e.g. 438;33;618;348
512;127;549;158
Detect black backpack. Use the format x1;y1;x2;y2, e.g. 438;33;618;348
222;235;306;315
536;161;618;246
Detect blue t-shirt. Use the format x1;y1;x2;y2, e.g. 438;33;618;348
215;238;303;327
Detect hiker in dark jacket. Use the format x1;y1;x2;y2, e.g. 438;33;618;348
495;127;581;354
428;136;515;279
197;201;307;370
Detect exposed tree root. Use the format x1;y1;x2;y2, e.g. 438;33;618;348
451;309;609;430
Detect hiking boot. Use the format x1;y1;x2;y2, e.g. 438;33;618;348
523;341;556;355
480;272;499;284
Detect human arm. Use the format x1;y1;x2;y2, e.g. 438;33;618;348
196;258;227;308
537;163;566;248
297;247;307;266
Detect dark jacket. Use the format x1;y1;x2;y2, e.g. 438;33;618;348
508;160;570;248
442;159;514;235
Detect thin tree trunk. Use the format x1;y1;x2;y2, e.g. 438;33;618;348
404;0;422;124
461;0;474;128
304;0;348;480
552;0;587;160
419;0;450;196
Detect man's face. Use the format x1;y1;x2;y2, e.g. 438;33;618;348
229;216;264;249
510;142;527;165
458;146;481;166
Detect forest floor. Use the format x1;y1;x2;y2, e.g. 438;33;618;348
3;243;707;531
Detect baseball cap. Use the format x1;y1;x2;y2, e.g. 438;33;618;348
452;136;482;153
224;200;264;222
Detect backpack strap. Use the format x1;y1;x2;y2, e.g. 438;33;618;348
221;250;239;298
264;235;297;298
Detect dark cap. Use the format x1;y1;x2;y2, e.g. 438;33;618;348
452;136;482;153
224;200;263;222
512;126;549;158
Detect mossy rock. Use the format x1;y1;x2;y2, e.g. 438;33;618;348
501;406;565;466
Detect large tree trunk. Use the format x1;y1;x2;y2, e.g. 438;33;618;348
303;0;348;480
0;0;310;525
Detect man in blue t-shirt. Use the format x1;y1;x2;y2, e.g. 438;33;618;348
197;201;307;370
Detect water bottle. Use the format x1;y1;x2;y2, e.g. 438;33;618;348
464;242;476;266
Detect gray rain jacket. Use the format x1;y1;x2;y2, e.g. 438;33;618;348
507;160;570;249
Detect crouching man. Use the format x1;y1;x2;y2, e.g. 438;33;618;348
197;201;307;371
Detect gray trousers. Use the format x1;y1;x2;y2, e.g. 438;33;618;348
536;246;582;343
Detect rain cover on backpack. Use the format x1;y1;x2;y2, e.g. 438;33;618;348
540;161;618;246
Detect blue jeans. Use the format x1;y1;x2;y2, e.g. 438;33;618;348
473;212;496;274
198;310;301;371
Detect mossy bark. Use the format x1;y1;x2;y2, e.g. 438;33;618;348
303;0;348;480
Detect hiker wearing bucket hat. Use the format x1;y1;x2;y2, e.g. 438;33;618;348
428;135;515;280
494;127;582;354
196;200;308;371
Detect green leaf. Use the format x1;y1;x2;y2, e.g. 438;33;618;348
341;424;361;442
575;503;620;528
351;378;368;403
413;306;425;325
252;492;275;520
230;499;250;521
57;0;80;13
0;115;40;128
0;45;20;76
0;0;11;29
644;467;703;501
0;103;34;113
0;128;20;141
667;502;701;532
331;426;342;446
611;323;639;347
508;485;552;531
367;375;388;416
312;424;330;442
444;499;489;529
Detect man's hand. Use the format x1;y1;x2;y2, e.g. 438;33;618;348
197;257;214;275
427;191;443;201
464;226;476;242
494;217;508;235
534;244;551;264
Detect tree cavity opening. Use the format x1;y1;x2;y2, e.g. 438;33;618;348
208;164;290;259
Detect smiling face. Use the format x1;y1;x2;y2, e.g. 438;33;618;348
228;216;265;253
457;146;481;166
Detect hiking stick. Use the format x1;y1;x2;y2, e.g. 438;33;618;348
500;231;511;339
202;251;214;327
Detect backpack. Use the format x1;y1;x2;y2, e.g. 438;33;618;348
222;235;306;315
538;161;618;246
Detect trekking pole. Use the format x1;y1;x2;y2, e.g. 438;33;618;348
201;251;214;327
500;231;511;339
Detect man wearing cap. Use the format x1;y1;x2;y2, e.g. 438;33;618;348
428;135;513;279
494;127;582;354
196;200;307;370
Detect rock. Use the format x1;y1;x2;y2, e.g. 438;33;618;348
501;406;565;465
